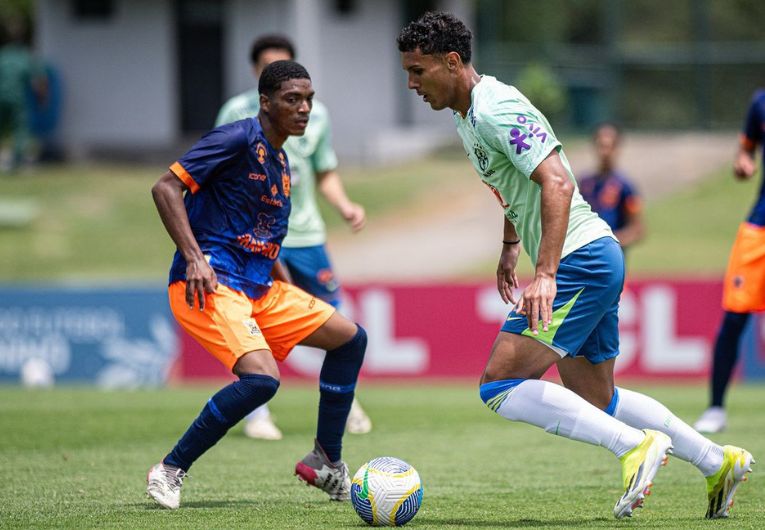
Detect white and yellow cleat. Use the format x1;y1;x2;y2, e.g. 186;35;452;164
613;429;673;519
705;445;754;519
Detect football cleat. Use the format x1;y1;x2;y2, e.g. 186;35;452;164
146;462;188;509
346;398;373;435
295;439;351;501
244;413;283;441
705;445;754;519
693;407;727;434
613;429;673;519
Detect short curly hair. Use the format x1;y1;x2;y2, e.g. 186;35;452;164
397;11;472;63
250;34;296;65
258;60;310;96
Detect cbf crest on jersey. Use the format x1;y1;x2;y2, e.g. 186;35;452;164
473;143;489;171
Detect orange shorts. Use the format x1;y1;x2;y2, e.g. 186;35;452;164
169;280;335;371
722;222;765;313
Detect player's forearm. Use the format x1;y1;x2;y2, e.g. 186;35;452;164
614;216;645;248
151;172;206;263
535;176;573;278
502;216;519;243
317;170;353;210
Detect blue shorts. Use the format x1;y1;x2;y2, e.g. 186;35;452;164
279;245;341;308
501;236;624;364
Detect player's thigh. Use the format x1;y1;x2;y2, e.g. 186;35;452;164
169;281;271;373
280;245;342;307
723;222;765;312
502;236;624;361
301;311;358;351
558;356;616;409
481;331;561;384
251;280;337;360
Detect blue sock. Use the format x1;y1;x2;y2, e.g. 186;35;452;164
164;374;279;471
479;379;525;411
711;311;750;407
603;388;620;416
317;325;367;463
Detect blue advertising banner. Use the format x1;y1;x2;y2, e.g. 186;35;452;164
0;286;177;387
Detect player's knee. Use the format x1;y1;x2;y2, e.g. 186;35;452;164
239;373;280;405
330;323;367;364
479;378;525;412
351;323;367;356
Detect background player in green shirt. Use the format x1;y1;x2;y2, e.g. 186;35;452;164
216;34;371;440
0;17;47;172
398;11;752;520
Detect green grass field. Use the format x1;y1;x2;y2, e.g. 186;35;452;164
1;383;763;529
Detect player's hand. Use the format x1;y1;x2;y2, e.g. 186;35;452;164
496;244;521;304
734;152;756;181
185;258;217;311
514;273;556;335
341;202;366;232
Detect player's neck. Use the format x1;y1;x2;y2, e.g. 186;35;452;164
453;66;482;118
258;113;287;150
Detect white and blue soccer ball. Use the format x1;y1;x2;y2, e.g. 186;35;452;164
350;457;423;527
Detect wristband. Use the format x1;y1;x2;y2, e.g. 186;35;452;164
502;239;520;245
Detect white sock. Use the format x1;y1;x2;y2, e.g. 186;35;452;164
612;387;723;476
245;403;271;422
495;379;644;458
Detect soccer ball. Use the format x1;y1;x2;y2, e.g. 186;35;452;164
350;457;423;526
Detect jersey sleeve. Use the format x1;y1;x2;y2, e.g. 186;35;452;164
170;123;247;193
310;108;339;174
619;178;643;215
215;99;252;127
741;90;765;150
478;98;562;178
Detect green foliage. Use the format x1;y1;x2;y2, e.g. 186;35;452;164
0;0;33;41
515;63;568;119
0;383;763;528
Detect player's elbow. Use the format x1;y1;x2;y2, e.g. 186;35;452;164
560;176;575;196
151;179;167;207
151;172;179;205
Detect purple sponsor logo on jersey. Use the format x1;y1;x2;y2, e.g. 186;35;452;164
509;115;549;154
509;128;531;154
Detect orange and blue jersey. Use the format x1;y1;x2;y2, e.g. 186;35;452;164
168;117;292;299
741;88;765;227
578;170;641;233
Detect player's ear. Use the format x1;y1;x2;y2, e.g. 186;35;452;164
445;51;462;71
259;93;270;113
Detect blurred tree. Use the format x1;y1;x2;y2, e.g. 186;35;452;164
0;0;34;44
515;63;567;121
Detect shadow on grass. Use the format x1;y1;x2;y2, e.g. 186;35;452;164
408;516;616;527
137;499;259;510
